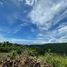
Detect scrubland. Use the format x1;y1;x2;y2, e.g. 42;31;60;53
0;42;67;67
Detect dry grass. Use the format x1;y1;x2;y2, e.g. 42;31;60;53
0;53;67;67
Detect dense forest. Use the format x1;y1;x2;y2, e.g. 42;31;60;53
0;42;67;67
0;42;67;55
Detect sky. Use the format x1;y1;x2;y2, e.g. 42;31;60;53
0;0;67;44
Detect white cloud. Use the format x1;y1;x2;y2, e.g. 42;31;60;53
0;31;67;44
58;25;67;34
35;24;67;44
0;34;32;44
0;0;67;44
29;0;67;30
25;0;37;6
0;36;47;44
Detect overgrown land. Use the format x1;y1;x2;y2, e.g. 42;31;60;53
0;42;67;67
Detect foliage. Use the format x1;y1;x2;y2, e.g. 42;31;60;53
0;42;67;67
38;53;67;67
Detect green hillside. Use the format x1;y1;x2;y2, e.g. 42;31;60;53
0;42;67;67
0;42;67;55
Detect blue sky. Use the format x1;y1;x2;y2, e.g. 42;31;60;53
0;0;67;44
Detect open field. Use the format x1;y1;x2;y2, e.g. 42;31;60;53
0;42;67;67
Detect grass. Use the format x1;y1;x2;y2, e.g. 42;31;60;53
0;42;67;67
0;52;67;67
38;53;67;67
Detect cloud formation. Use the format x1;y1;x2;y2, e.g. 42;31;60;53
0;0;67;44
29;0;67;30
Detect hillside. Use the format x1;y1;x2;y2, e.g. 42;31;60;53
0;42;67;67
0;42;67;55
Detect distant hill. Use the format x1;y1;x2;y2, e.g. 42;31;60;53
29;43;67;55
0;42;67;55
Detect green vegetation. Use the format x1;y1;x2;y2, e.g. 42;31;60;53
0;42;67;67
